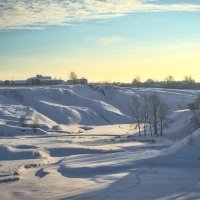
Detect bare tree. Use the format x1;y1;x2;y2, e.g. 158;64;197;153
132;76;141;87
148;116;153;136
184;75;195;83
165;75;174;83
158;101;169;136
147;93;169;136
141;96;153;136
69;72;78;81
130;95;143;136
147;93;161;136
130;93;169;137
142;96;150;136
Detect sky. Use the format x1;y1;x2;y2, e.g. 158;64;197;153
0;0;200;82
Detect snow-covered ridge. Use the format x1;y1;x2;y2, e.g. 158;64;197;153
0;85;198;135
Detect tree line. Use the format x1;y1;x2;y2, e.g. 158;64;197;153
132;75;199;89
93;75;200;90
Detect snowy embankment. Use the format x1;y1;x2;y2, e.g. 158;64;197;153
0;85;198;136
161;128;200;164
0;85;136;136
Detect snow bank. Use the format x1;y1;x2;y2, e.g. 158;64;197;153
147;129;200;167
0;124;48;136
0;144;49;161
164;128;200;158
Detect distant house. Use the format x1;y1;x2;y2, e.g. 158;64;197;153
27;75;51;85
67;78;88;85
40;79;64;85
27;75;64;85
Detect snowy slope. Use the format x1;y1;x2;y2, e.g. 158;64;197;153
0;86;132;127
164;128;200;160
0;85;198;137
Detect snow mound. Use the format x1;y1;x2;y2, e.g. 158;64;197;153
0;145;49;161
0;86;133;126
164;129;200;159
0;124;48;136
0;85;197;136
146;129;200;167
0;104;56;130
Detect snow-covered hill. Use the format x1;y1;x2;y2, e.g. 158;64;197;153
0;86;134;128
0;85;198;133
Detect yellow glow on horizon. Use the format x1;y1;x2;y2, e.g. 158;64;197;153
1;52;200;82
56;52;200;82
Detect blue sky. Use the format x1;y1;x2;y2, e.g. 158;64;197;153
0;0;200;82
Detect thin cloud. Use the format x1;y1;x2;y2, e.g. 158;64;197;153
86;35;124;46
98;35;124;45
1;0;200;30
162;42;200;52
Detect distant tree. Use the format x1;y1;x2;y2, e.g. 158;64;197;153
145;79;155;84
165;75;174;83
132;76;141;87
184;75;195;83
144;79;155;87
69;72;78;81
